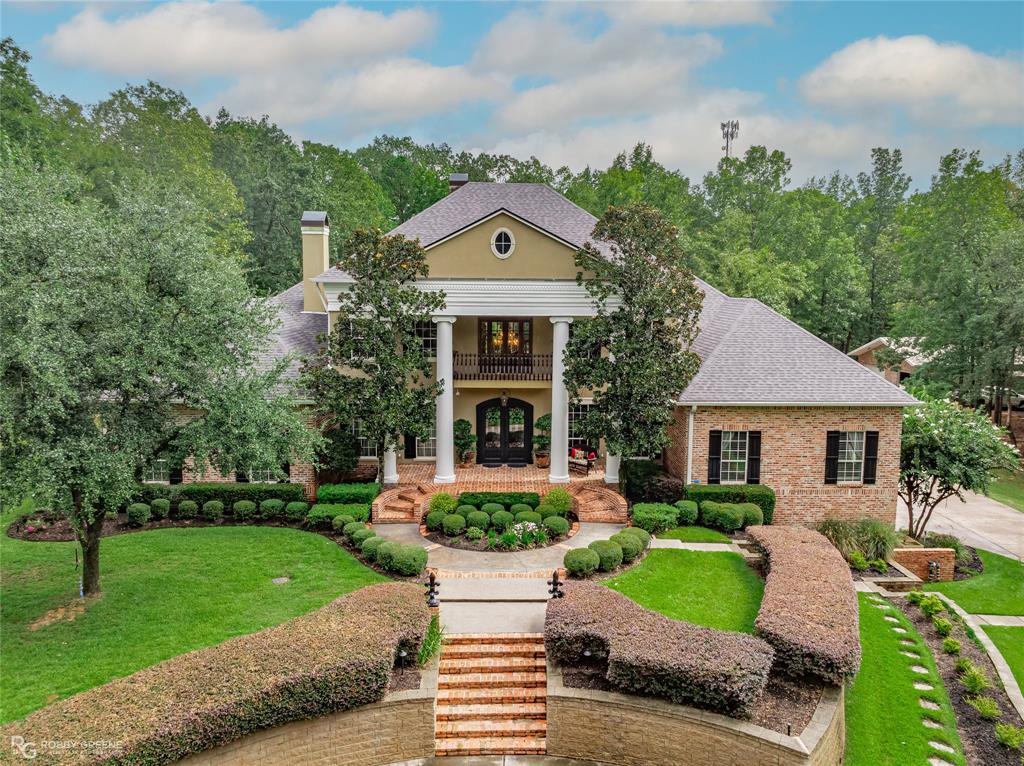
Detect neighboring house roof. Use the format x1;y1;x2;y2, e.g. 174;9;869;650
848;336;930;368
258;283;326;384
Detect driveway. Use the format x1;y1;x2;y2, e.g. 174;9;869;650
897;491;1023;561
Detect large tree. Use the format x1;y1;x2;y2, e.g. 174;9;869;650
563;204;702;460
301;229;444;483
0;162;319;596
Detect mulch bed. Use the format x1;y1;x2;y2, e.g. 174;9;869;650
892;597;1023;766
387;668;421;692
851;563;905;580
561;666;822;736
954;547;985;580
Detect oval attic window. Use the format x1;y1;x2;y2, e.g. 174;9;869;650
490;228;515;259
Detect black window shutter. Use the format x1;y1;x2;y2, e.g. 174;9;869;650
863;431;879;485
708;430;722;484
404;433;417;459
824;431;840;485
746;431;762;484
169;462;183;485
235;470;249;483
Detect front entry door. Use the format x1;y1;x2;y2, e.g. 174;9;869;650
477;398;533;465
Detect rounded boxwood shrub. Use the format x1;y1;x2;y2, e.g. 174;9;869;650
535;503;560;519
466;511;490;530
331;514;355;531
490;510;514;530
284;501;309;522
361;535;385;561
610;531;643;563
630;503;678;534
589;539;624;572
515;510;542;525
466;526;484;541
442;514;466;536
259;499;285;519
544;487;573;516
150;498;171;520
232;500;257;521
200;501;224;521
425;510;446;532
621;526;652;548
430;493;457;515
176;500;198;519
509;503;533;516
349;527;376;546
456;504;477;519
673;500;698;526
737;503;763;528
127;503;151;527
564;547;600;577
375;541;401;570
700;501;744;533
543;515;570;537
389;544;428;576
342;521;366;542
480;502;505;516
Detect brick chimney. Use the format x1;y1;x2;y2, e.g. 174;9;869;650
300;211;329;312
448;173;469;194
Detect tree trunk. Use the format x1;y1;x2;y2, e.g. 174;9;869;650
73;491;104;596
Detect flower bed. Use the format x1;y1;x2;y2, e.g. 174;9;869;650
545;581;774;718
747;526;860;685
0;583;428;765
422;489;575;551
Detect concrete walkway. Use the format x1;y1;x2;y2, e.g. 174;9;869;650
389;756;613;765
897;492;1023;561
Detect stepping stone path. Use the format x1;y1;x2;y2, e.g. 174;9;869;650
929;741;956;754
884;615;900;623
910;665;930;675
922;717;943;729
892;626;908;634
914;682;934;691
434;633;547;756
900;639;917;647
900;650;920;659
920;698;941;711
928;757;956;766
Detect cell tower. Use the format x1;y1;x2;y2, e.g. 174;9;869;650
721;120;739;158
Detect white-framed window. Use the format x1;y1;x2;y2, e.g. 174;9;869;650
142;459;169;484
352;418;377;458
837;431;865;483
720;431;748;483
568;403;593;451
247;466;277;483
414;320;437;356
490;228;515;259
416;422;437;458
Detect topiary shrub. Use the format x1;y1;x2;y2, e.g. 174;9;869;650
543;487;573;516
442;514;466;536
514;510;542;525
425;511;446;532
173;483;306;508
361;535;386;561
306;504;339;529
375;541;401;570
736;503;763;528
349;527;376;547
466;511;489;530
316;483;380;504
490;510;514;530
458;491;539;509
685;484;776;525
150;499;171;520
127;503;151;527
480;502;505;516
673;500;698;526
564;547;600;577
342;521;366;542
259;499;285;519
700;501;744;533
610;531;643;563
630;503;678;534
509;503;533;516
543;516;570;537
622;526;651;548
232;500;257;521
466;527;484;541
430;493;458;515
534;503;559;519
176;500;198;519
388;544;428;576
200;501;224;521
284;501;309;522
331;514;355;532
589;540;624;571
456;504;476;519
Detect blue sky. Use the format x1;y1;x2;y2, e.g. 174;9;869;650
4;1;1022;185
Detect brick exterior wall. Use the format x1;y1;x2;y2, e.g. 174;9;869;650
892;547;956;582
665;406;904;526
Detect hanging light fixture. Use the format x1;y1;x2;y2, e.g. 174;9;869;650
500;390;509;407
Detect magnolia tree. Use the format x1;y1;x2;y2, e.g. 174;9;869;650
0;164;319;595
900;395;1020;539
563;204;702;461
302;229;443;484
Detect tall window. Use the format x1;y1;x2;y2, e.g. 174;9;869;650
568;403;592;451
720;431;748;483
414;320;437;356
416;422;437;458
837;431;865;483
352;419;377;458
142;459;169;483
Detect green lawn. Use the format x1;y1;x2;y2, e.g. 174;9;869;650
845;594;964;766
602;549;763;633
1;506;385;722
925;549;1024;616
987;468;1024;514
985;626;1024;692
657;526;731;543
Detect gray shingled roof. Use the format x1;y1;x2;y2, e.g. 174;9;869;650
258;283;326;384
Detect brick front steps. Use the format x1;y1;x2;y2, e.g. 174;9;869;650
434;633;547;756
568;484;628;523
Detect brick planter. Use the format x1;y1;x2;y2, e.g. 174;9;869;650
891;547;956;582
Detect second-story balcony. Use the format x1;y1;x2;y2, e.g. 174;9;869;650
453;352;553;381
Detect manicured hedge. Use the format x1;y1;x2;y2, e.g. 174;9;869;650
430;493;458;514
232;500;257;521
200;500;223;521
543;516;570;537
673;500;698;525
564;547;600;576
747;526;860;684
458;491;540;509
621;461;684;503
699;501;744;533
259;499;284;519
442;514;466;536
490;510;514;530
127;503;151;527
685;484;776;525
181;483;306;507
150;498;171;520
630;503;678;533
425;511;446;531
515;510;542;525
589;540;623;571
466;511;490;530
284;501;309;522
176;500;198;519
546;582;773;717
0;583;429;765
317;482;380;504
457;503;480;517
610;531;643;563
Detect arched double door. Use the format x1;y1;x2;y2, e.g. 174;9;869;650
476;397;533;465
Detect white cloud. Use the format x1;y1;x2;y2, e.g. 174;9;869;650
45;1;434;77
800;35;1024;126
602;1;777;28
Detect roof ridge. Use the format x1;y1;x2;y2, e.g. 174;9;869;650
694;297;757;366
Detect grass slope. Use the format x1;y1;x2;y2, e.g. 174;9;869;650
845;594;965;766
987;468;1024;514
1;507;384;723
657;526;731;543
926;550;1024;616
602;549;763;633
985;626;1024;692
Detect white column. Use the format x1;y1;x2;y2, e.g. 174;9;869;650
549;317;573;483
604;454;620;484
433;316;457;484
383;445;399;484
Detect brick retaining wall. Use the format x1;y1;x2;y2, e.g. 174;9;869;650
891;547;956;582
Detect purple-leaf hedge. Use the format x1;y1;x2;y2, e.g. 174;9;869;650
747;525;860;685
545;582;774;718
1;583;428;765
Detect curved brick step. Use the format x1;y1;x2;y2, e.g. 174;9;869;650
372;485;426;523
569;484;628;523
435;736;546;757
